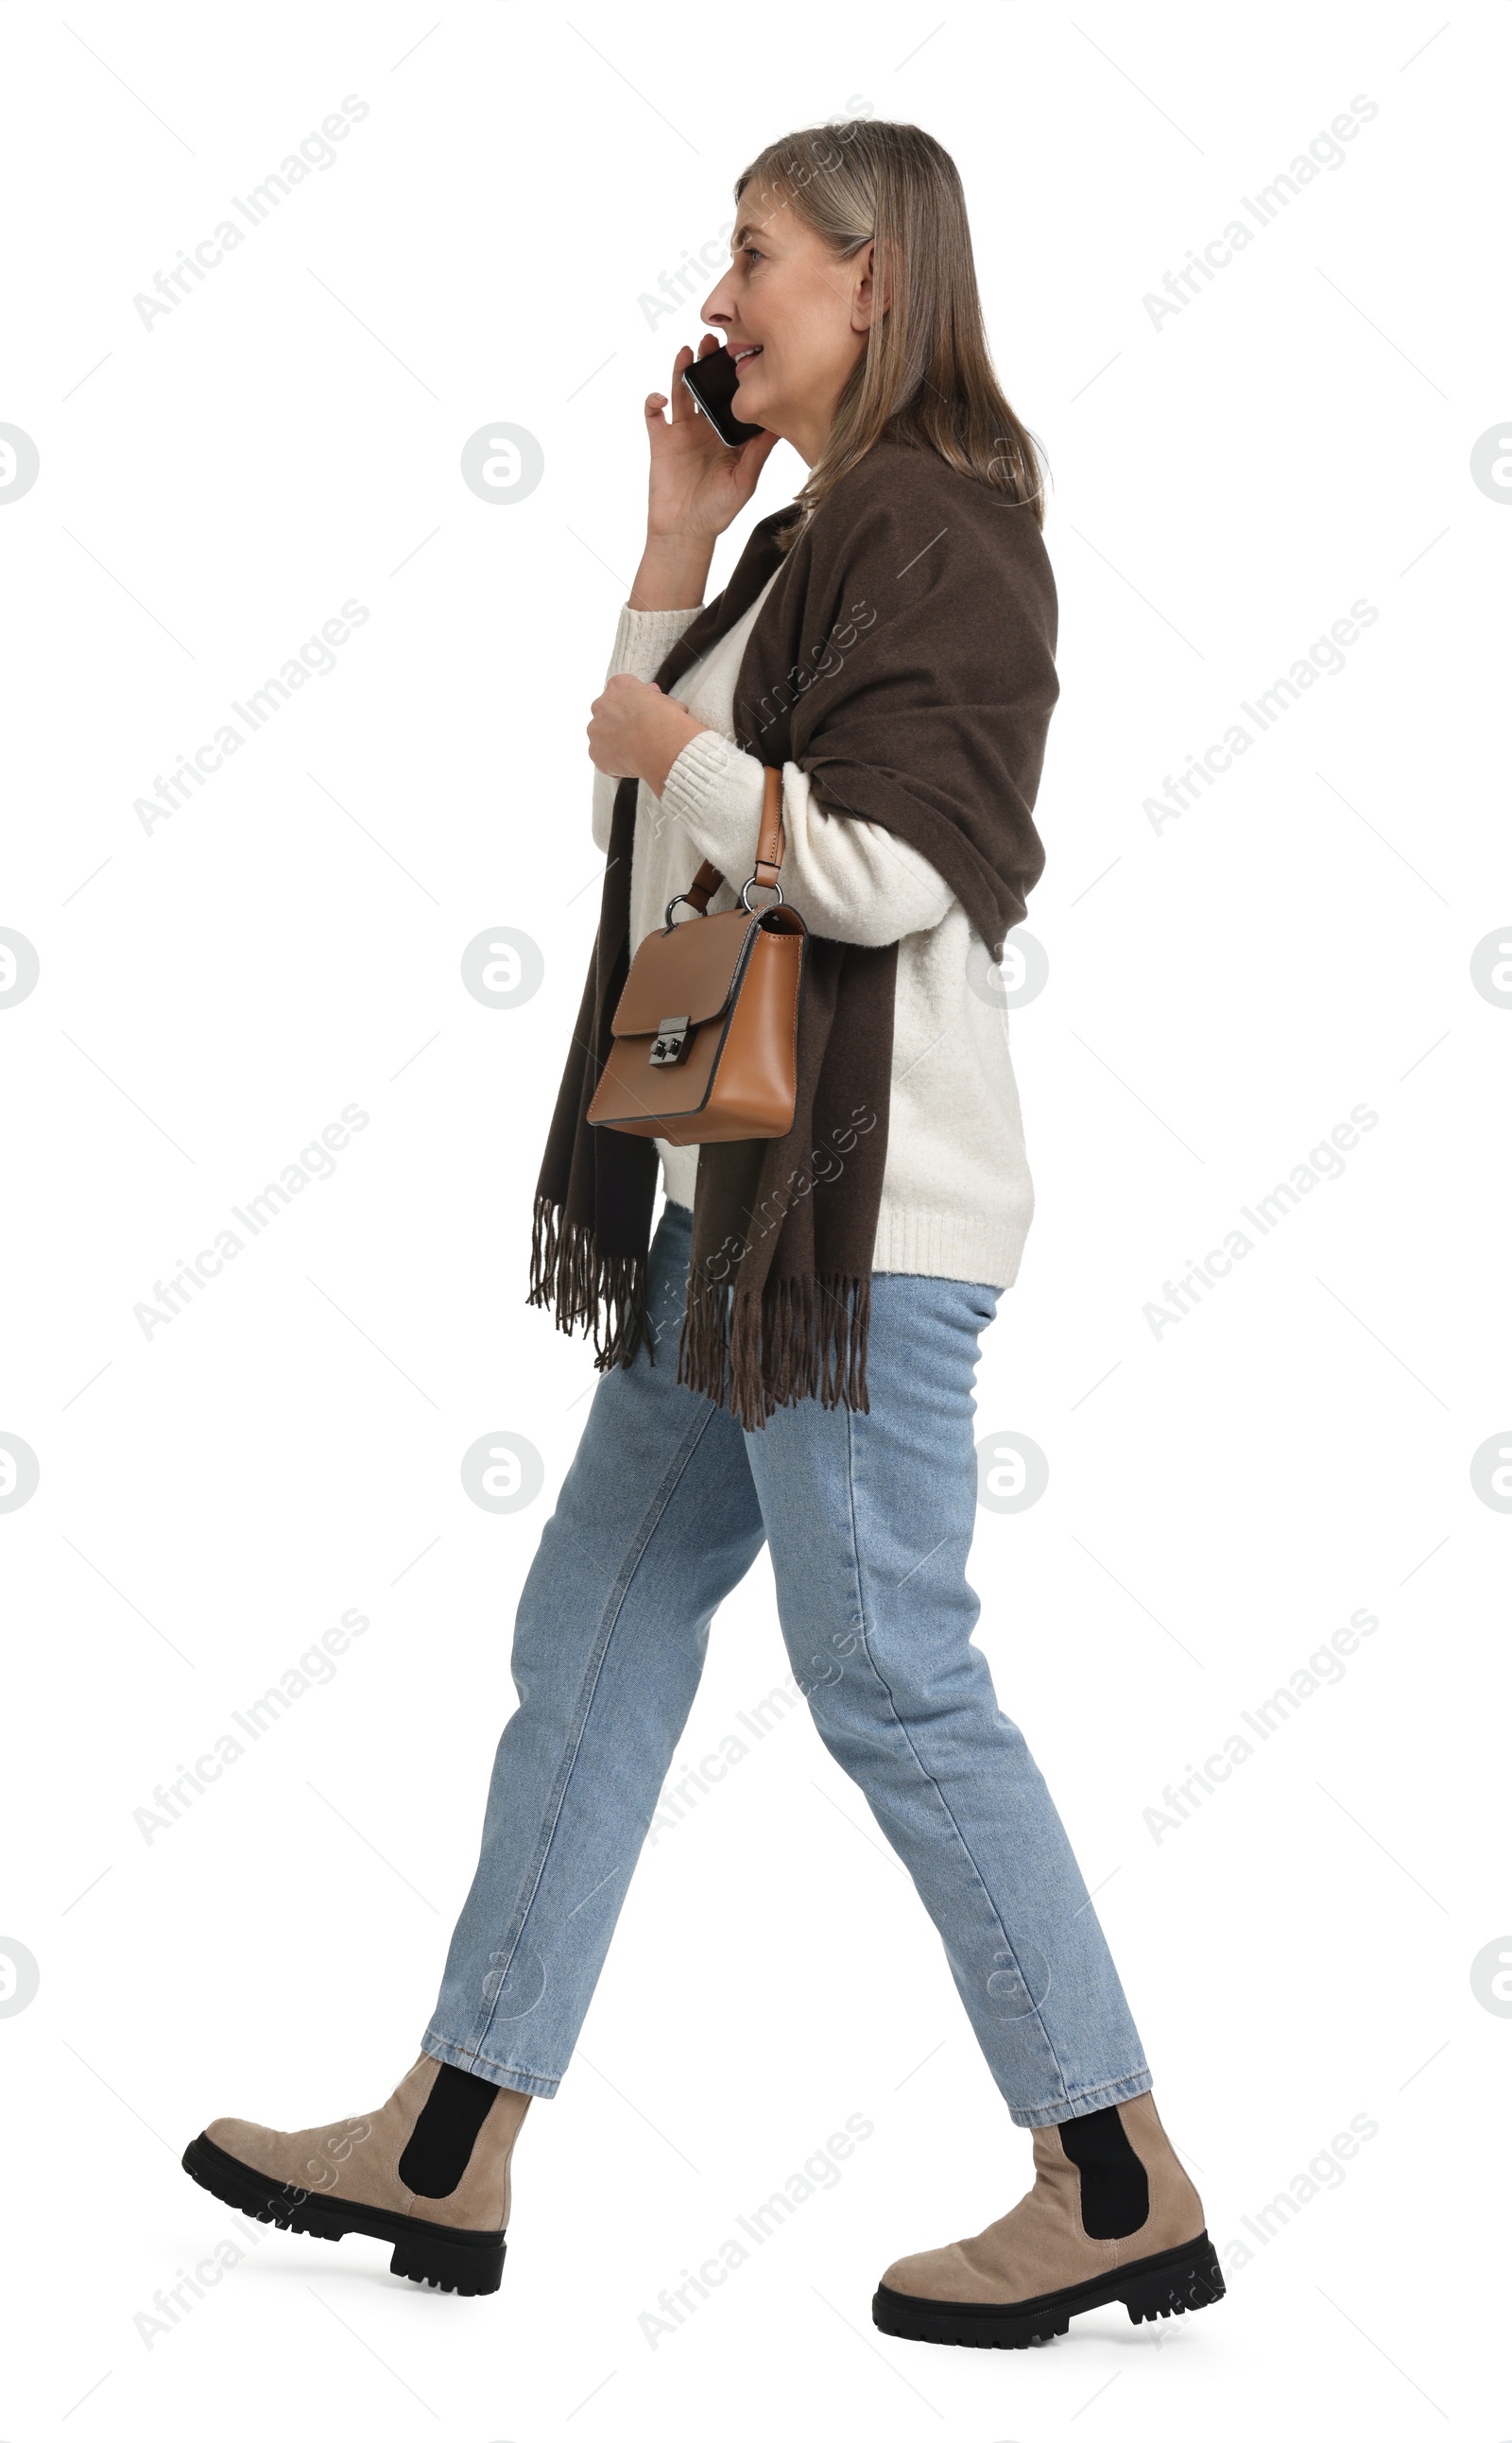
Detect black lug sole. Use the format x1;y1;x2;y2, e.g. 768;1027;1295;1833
181;2132;506;2296
872;2229;1226;2349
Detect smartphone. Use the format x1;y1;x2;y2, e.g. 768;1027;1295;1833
681;347;765;447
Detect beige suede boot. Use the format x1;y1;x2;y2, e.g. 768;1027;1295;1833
182;2054;531;2294
873;2091;1224;2348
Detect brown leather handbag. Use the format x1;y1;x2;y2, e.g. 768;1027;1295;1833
587;766;807;1144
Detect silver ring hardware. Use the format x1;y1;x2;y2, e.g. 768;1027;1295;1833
740;875;784;912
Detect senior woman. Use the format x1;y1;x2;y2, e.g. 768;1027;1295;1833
183;118;1222;2354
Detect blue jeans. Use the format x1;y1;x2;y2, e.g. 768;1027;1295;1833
423;1200;1150;2127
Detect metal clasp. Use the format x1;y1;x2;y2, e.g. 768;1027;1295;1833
648;1015;691;1067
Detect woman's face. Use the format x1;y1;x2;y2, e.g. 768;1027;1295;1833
699;187;878;464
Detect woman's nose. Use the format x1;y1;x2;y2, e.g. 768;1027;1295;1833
700;280;734;327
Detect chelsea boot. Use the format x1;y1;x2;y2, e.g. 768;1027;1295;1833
182;2052;530;2295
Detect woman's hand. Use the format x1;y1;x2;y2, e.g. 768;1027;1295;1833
645;335;781;544
587;675;708;799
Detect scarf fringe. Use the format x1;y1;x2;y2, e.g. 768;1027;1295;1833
679;1266;871;1431
528;1192;651;1371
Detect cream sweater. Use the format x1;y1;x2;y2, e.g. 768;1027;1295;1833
590;571;1037;1287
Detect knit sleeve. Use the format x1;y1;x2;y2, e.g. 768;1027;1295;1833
591;603;705;852
658;731;952;947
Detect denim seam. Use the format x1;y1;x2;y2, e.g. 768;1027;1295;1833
838;1396;1075;2110
421;2032;559;2099
1008;2067;1154;2128
463;1393;723;2066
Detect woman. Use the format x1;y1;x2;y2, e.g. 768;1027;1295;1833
183;119;1225;2351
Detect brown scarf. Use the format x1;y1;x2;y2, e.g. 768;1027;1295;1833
529;437;1059;1429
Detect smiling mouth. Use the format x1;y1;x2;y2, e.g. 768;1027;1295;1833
730;345;764;369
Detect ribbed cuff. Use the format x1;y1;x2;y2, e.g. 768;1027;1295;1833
660;729;765;870
610;602;704;682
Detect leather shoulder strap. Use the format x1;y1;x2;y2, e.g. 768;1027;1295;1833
681;765;784;911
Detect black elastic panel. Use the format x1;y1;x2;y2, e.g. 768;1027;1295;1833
398;2064;500;2199
1057;2104;1150;2239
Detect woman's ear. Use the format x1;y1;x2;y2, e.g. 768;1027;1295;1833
851;239;887;333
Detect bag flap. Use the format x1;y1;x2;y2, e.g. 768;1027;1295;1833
610;907;761;1037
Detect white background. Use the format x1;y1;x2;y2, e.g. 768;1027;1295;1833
1;2;1506;2434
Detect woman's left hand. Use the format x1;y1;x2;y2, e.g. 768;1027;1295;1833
587;674;706;797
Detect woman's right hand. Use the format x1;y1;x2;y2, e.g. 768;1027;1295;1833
644;335;780;542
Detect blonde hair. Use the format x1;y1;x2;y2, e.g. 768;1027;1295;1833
732;118;1048;542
